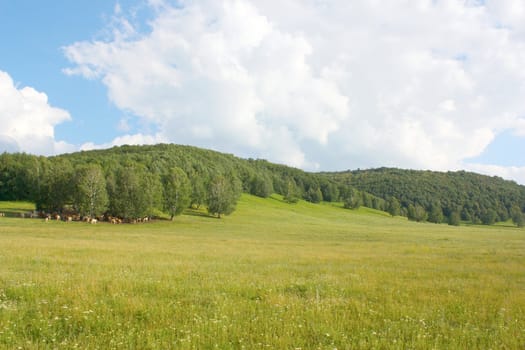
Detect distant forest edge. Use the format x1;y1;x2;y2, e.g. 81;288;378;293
1;143;524;226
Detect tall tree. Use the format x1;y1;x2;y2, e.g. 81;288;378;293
305;185;323;203
283;178;300;204
207;174;241;218
428;202;444;223
342;188;361;209
163;167;191;220
74;164;109;218
407;204;428;222
480;209;497;225
320;180;339;202
448;211;461;226
110;165;162;219
386;197;401;217
143;171;163;216
510;205;524;228
36;158;74;212
249;173;273;198
189;171;207;209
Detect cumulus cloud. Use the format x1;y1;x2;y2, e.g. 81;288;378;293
63;0;525;182
0;71;75;155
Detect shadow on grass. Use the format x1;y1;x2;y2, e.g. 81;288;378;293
269;194;299;205
0;208;35;218
183;208;218;219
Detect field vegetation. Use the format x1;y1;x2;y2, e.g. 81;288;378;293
1;195;523;349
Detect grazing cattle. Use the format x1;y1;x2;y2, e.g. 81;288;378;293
67;216;73;223
90;218;97;224
0;212;4;217
55;214;61;221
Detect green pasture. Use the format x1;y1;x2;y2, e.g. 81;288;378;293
0;195;524;349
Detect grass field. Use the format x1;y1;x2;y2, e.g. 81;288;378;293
0;195;524;349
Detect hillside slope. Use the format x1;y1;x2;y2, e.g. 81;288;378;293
1;144;524;224
325;167;525;224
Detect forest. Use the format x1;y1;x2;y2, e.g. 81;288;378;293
0;143;524;226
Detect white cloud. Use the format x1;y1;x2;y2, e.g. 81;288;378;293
0;71;75;155
80;132;166;151
63;0;525;183
512;118;525;136
465;163;525;186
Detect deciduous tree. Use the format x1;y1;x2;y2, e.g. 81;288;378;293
163;167;191;220
207;174;241;218
386;197;401;217
74;164;109;218
510;205;524;228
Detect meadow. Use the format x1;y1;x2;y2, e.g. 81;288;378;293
0;195;524;349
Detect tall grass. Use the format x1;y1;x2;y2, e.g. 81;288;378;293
0;195;524;349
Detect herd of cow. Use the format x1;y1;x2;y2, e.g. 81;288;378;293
0;211;151;224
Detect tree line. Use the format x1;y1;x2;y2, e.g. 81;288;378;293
1;145;524;226
0;145;383;220
325;167;525;227
0;151;243;220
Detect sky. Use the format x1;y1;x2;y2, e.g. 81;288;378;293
1;0;525;184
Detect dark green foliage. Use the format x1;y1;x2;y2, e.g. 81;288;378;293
326;168;525;225
35;158;74;212
448;211;461;226
207;174;242;218
371;196;386;211
304;185;323;204
249;173;273;198
407;204;428;222
320;180;339;202
109;165;162;219
0;153;42;201
428;202;444;224
1;145;524;225
510;205;524;227
480;209;497;225
342;188;361;209
386;197;401;217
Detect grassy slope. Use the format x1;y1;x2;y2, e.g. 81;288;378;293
0;196;524;349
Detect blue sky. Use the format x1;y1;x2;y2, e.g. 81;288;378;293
1;0;524;184
0;0;133;144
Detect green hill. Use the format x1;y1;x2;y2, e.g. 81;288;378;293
324;167;525;225
1;144;524;225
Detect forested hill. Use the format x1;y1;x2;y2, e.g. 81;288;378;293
0;144;524;225
324;168;525;225
0;144;340;219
